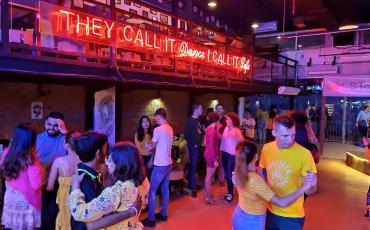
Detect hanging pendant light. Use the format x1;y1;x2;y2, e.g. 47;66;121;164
208;1;217;8
338;19;359;31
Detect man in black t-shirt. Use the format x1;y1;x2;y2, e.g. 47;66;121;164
184;103;203;198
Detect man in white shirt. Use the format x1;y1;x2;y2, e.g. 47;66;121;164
143;108;173;228
241;109;256;140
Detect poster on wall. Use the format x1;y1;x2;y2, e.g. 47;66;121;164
94;87;115;145
323;77;370;97
31;102;43;120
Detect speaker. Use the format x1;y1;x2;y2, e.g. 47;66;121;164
333;32;355;47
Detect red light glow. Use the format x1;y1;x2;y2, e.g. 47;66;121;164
39;2;251;73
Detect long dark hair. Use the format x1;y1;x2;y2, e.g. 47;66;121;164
65;130;80;152
235;141;258;189
3;123;38;180
136;116;153;142
108;141;146;186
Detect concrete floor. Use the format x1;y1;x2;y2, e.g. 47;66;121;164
143;158;370;230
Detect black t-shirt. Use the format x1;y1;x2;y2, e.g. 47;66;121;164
184;116;202;146
71;163;103;230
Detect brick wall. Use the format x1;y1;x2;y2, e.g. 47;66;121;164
194;93;235;113
120;89;189;141
119;90;235;141
0;82;85;139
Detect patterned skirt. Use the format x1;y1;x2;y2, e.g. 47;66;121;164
1;185;41;230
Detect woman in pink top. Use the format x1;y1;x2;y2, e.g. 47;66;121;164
220;112;244;202
203;112;221;205
1;123;43;230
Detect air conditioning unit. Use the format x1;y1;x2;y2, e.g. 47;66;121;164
254;21;278;34
278;86;301;95
307;65;338;75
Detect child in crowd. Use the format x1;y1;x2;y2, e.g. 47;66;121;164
69;141;149;229
1;124;43;230
69;130;108;230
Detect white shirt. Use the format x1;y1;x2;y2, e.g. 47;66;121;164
152;123;174;166
242;117;256;139
220;127;244;155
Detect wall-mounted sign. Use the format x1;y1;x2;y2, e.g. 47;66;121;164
31;102;43;119
94;87;115;145
323;77;370;97
39;2;251;74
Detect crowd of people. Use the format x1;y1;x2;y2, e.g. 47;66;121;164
0;102;321;230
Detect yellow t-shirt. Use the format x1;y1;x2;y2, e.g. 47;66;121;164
259;141;317;218
237;172;276;215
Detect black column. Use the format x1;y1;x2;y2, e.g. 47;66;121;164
115;86;122;141
84;86;95;131
1;0;10;54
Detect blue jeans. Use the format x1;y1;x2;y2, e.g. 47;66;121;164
148;164;173;220
222;151;235;195
232;205;266;230
187;144;199;191
265;210;305;230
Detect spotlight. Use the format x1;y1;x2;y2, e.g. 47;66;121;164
208;1;217;8
251;23;259;29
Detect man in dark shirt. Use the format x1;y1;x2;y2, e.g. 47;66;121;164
184;103;203;198
70;131;108;230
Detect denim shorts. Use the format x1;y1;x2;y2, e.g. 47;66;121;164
232;205;266;230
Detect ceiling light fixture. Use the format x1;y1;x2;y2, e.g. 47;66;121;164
208;1;217;8
277;36;282;39
251;23;259;29
338;19;359;31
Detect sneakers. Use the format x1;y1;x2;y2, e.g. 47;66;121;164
142;218;156;228
155;213;168;221
224;194;233;203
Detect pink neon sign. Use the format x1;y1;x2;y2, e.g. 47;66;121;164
39;2;251;73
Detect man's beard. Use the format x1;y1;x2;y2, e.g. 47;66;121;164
46;129;60;137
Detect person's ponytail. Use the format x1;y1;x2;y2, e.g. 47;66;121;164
234;140;258;190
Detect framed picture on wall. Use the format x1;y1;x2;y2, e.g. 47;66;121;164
160;14;168;24
31;102;43;120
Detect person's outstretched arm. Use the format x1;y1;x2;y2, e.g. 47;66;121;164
86;197;142;230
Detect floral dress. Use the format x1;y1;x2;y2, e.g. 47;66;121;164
69;178;149;230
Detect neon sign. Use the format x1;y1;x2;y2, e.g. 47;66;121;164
39;2;251;73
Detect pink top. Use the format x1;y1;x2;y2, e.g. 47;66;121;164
220;127;244;155
204;126;221;161
4;149;43;210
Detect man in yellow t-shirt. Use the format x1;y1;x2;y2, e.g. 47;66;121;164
259;115;317;230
